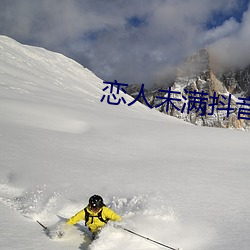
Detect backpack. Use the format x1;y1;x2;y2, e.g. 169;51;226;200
84;206;109;226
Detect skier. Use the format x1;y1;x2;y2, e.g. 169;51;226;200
66;194;121;239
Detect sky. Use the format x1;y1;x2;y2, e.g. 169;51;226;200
0;0;249;86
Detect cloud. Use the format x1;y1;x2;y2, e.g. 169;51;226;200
0;0;249;86
208;4;250;69
200;18;240;45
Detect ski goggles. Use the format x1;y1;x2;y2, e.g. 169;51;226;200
89;205;101;212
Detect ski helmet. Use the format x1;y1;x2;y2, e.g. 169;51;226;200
89;195;104;210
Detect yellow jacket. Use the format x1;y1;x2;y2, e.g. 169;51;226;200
67;206;121;233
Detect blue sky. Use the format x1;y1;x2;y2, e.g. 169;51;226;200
0;0;249;86
206;0;249;28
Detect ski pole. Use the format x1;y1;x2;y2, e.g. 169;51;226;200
122;227;180;250
37;220;48;231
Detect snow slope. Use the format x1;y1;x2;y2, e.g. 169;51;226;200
0;35;250;250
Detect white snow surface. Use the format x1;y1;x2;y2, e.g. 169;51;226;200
0;35;250;250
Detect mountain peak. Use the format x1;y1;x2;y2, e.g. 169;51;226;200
126;47;250;130
177;48;211;78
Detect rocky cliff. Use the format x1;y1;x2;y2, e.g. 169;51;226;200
126;49;250;130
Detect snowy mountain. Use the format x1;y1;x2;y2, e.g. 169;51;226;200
217;65;250;97
126;49;250;130
0;36;250;250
